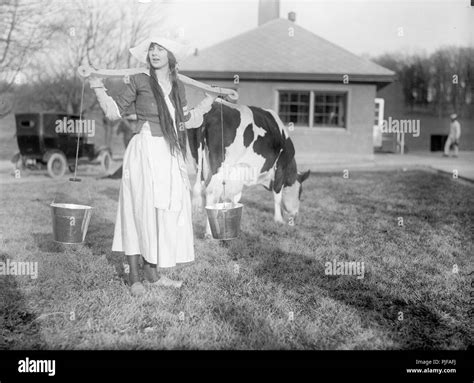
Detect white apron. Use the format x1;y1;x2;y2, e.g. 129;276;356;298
111;89;194;268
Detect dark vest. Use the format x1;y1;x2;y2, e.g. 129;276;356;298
114;73;187;137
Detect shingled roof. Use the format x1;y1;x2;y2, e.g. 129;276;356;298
180;18;394;83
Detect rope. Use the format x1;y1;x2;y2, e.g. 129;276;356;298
219;92;227;238
52;76;86;206
219;93;226;202
73;78;86;181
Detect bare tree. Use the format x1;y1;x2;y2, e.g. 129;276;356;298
16;0;166;148
373;46;474;118
28;0;165;111
0;0;57;94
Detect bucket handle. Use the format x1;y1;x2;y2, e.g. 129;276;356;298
51;178;92;206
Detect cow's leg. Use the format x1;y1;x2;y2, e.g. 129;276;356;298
273;190;284;223
205;219;212;239
192;180;203;213
204;190;219;239
192;142;204;213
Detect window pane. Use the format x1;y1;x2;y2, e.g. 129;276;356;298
313;93;347;128
278;91;310;125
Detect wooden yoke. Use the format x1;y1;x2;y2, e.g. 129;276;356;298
77;65;239;101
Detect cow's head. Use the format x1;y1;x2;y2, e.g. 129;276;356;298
273;136;310;225
281;168;310;224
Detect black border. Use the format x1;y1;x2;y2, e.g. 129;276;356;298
0;350;472;381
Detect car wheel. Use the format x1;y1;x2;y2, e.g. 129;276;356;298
100;151;112;173
47;152;67;178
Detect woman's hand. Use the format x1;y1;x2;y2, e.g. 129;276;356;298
89;77;104;89
201;92;218;109
185;93;219;130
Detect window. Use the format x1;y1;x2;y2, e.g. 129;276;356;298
278;90;347;128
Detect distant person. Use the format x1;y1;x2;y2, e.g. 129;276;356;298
443;114;461;157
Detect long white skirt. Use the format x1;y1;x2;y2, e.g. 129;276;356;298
111;122;194;268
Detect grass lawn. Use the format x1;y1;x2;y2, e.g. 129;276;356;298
0;169;472;349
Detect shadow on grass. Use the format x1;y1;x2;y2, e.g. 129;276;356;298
240;230;470;349
190;212;208;239
99;187;120;202
32;233;65;253
208;291;295;349
80;215;127;284
240;198;273;216
0;252;44;349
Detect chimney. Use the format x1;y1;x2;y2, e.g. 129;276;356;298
288;11;296;22
258;0;280;26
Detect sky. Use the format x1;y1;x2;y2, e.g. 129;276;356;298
145;0;473;57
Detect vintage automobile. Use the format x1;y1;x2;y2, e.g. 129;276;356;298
12;112;112;178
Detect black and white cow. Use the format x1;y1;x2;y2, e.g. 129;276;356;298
187;98;310;234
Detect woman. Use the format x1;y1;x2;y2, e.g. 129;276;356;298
89;37;216;296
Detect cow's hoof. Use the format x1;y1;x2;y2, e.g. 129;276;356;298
274;219;285;224
204;233;213;240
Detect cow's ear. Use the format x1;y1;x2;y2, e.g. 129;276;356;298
297;170;310;184
273;138;295;193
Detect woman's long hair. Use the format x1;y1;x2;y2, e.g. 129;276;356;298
147;44;187;161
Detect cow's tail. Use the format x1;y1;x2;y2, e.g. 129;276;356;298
192;131;205;211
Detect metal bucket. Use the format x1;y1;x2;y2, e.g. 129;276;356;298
205;202;243;240
50;203;93;244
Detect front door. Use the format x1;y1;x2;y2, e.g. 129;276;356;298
373;98;384;148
